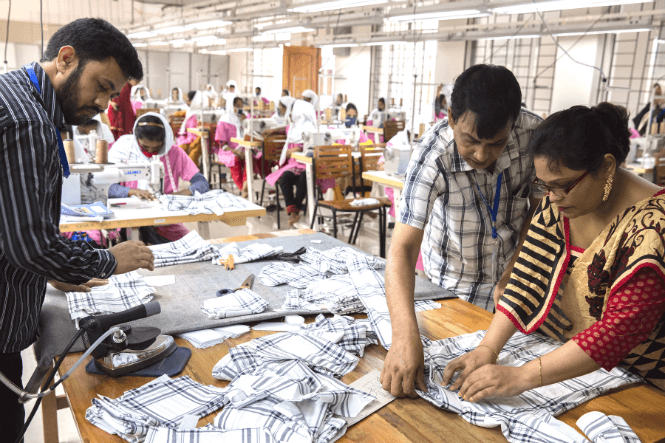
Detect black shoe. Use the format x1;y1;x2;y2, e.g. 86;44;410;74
266;204;277;212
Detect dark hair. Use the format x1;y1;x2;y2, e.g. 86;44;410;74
238;110;246;117
282;89;290;96
43;18;143;81
450;64;521;139
346;103;358;114
233;97;244;108
529;102;630;173
378;97;385;106
256;87;261;92
171;87;178;92
187;90;196;102
134;115;165;142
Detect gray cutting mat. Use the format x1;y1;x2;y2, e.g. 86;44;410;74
33;232;455;370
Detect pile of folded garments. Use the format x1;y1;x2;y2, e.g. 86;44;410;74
213;242;284;266
159;189;253;215
65;271;155;328
149;231;221;267
201;289;269;319
178;325;250;349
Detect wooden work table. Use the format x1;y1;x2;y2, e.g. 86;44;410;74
50;230;665;443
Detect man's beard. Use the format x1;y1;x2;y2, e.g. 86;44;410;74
57;63;103;125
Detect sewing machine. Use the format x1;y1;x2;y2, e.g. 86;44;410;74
302;127;362;154
383;142;411;176
242;118;282;139
62;161;165;206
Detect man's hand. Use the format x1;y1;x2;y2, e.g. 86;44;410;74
129;189;157;201
380;333;428;397
109;241;155;274
48;278;109;293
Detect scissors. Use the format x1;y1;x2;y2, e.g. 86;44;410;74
217;274;255;297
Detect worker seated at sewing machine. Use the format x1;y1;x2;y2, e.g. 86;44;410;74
107;112;209;244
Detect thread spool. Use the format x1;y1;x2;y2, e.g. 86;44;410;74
660;121;665;134
652;123;659;135
63;139;76;164
95;140;109;164
339;108;346;121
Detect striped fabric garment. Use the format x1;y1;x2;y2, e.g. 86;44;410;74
419;330;643;443
149;231;221;267
299;246;385;275
159;189;253;216
201;289;269;319
576;411;641;443
145;426;274;443
214;242;283;265
65;271;155;324
258;262;326;289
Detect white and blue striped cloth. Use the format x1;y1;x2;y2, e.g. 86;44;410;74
149;231;221;267
201;288;269;319
160;189;253;215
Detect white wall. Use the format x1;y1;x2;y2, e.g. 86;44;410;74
1;43;41;72
334;31;371;118
550;35;604;113
229;52;248;94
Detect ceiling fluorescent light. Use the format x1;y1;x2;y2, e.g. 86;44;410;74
290;0;387;14
168;39;189;45
152;25;189;35
148;41;169;46
389;9;490;22
133;43;148;48
186;20;231;30
209;50;228;55
492;0;648;14
362;40;407;46
323;43;358;48
227;47;253;52
485;34;541;40
127;31;155;39
554;27;650;36
262;26;315;34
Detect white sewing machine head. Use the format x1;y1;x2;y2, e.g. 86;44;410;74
383;143;411;176
242;118;282;138
62;161;165;206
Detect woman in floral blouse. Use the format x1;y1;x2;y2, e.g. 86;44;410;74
441;102;665;401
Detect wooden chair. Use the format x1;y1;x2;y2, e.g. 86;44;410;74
309;145;391;257
168;112;187;139
656;154;665;186
384;120;405;142
136;108;158;119
258;130;289;229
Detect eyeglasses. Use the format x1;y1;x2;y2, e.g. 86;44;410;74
532;170;589;196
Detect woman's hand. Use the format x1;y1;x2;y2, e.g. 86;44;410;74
129;189;157;201
456;364;536;403
441;346;498;391
170;189;192;196
285;146;302;160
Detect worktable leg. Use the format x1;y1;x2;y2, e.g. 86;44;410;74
201;133;210;182
42;389;59;443
245;147;254;204
393;188;402;221
305;163;316;229
130;227;140;241
197;222;211;240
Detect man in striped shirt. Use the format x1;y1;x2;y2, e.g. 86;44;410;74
0;19;153;440
381;65;543;398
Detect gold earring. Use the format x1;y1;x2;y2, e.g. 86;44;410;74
602;174;614;202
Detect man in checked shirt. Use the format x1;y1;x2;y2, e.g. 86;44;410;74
381;65;543;397
0;19;154;440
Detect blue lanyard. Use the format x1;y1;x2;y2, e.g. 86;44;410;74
25;67;70;178
475;172;503;239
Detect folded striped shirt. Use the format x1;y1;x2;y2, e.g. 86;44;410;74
66;271;155;324
299;247;385;275
258;262;326;289
576;411;641;443
419;330;644;443
86;375;228;443
214;242;283;265
145;426;275;443
150;231;221;267
159;189;253;216
202;289;269;319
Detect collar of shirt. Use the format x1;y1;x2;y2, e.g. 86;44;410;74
443;112;524;176
21;62;66;132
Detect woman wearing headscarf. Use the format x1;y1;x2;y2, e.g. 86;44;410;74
433;84;448;123
203;84;218;108
108;112;209;243
169;87;185;105
177;91;206;164
270;95;296;125
130;85;150;114
265;99;318;226
302;89;320;117
282;89;290;97
108;81;136;139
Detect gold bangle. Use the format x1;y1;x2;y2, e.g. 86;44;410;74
538;357;543;388
477;344;499;364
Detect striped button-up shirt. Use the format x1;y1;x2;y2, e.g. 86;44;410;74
0;62;117;352
399;109;542;311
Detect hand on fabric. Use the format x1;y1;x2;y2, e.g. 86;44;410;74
170;189;193;196
109;241;155;274
456;364;536;403
129;189;157;201
441;346;498;391
48;278;109;293
380;333;428;397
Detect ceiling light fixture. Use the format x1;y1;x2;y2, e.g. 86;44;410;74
127;31;155;39
553;27;650;36
290;0;387;14
484;34;541;40
491;0;648;14
322;43;358;48
186;19;232;30
152;25;189;35
362;40;407;46
262;26;315;34
133;43;148;48
148;41;169;46
227;47;253;52
388;9;490;22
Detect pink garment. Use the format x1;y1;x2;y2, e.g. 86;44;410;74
365;120;384;143
385;187;396;218
265;156;305;187
123;146;201;242
434;112;446;123
131;101;143;114
416;251;424;272
630;128;640;139
214;120;239;152
177;115;198;147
